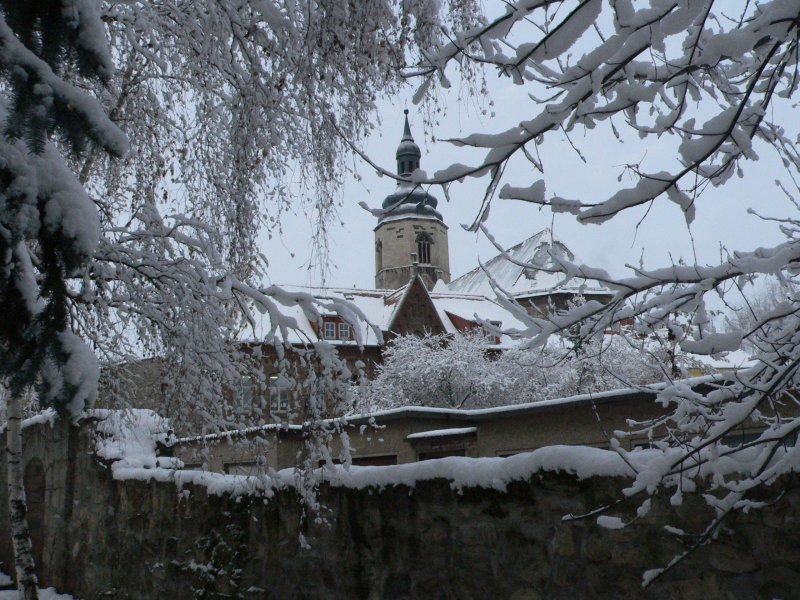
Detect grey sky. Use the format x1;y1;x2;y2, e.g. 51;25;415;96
259;81;784;296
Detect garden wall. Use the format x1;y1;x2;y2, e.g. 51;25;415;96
2;418;800;599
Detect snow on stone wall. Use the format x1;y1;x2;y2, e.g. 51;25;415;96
1;417;799;598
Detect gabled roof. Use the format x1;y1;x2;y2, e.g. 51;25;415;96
447;228;610;299
385;274;448;334
247;280;526;348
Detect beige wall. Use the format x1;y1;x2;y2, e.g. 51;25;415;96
174;393;683;472
336;396;669;463
375;216;450;289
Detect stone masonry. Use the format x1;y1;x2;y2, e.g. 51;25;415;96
2;418;800;599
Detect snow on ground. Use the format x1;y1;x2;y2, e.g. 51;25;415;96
0;590;78;600
0;570;78;600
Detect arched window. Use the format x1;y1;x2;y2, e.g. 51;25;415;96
376;240;383;271
416;233;432;264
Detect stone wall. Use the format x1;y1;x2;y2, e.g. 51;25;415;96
375;216;450;290
2;419;800;599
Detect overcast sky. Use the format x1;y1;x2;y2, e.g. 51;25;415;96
259;76;785;298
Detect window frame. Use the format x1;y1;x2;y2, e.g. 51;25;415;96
323;320;337;340
268;375;291;414
416;233;432;264
236;375;253;414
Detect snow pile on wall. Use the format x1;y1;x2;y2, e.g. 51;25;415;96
92;407;800;501
0;409;58;435
92;409;182;475
91;408;637;497
318;446;631;492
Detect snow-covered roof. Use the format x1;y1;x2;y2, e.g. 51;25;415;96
406;427;477;440
689;348;756;371
447;228;610;299
248;280;526;347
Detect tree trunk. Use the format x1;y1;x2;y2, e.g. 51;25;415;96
5;391;39;599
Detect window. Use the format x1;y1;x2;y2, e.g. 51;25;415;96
224;460;261;476
416;233;431;264
418;449;466;461
321;317;352;341
269;375;290;413
236;376;253;413
375;240;382;272
181;463;206;471
496;449;534;458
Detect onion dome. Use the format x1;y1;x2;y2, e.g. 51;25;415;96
380;110;442;223
396;109;421;176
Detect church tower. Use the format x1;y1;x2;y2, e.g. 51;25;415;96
374;111;451;290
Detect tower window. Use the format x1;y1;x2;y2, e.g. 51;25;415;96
417;233;432;264
376;240;383;272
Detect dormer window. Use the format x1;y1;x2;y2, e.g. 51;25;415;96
321;316;354;341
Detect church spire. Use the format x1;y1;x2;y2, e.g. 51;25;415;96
396;109;421;176
402;109;413;141
375;110;450;290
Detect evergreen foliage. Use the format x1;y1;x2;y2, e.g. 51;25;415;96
0;0;125;414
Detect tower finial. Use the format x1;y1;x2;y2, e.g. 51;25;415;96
402;109;413;142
